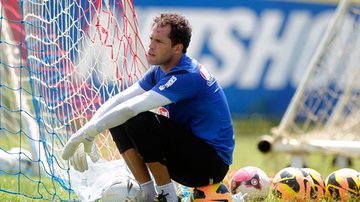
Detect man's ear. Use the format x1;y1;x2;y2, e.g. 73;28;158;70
174;43;183;54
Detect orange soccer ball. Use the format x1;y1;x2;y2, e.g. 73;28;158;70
325;168;360;202
272;167;314;201
191;182;232;202
301;168;326;201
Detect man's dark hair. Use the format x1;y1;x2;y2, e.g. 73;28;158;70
153;12;192;53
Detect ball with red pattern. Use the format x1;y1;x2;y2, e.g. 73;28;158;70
230;166;270;200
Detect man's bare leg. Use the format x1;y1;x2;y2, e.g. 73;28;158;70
122;148;157;201
147;162;178;201
146;162;171;185
122;148;151;183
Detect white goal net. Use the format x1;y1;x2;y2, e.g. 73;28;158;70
0;0;147;201
258;0;360;166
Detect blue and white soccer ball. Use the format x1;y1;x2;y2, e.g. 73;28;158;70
101;176;143;202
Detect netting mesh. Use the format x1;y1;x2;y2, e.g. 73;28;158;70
0;0;147;200
273;1;360;152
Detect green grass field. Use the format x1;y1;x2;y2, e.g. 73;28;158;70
1;118;359;201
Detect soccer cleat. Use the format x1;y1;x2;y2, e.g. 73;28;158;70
191;182;232;202
154;191;168;202
154;190;181;202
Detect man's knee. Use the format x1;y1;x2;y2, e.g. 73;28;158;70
109;125;133;154
125;112;160;132
109;112;163;154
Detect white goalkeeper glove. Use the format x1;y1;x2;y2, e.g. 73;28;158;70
62;124;98;161
70;142;100;172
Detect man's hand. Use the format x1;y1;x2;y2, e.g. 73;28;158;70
62;127;95;161
70;142;100;172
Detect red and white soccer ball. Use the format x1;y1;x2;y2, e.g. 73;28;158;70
230;166;270;200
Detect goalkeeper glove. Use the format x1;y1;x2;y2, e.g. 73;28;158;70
62;124;98;161
70;142;100;172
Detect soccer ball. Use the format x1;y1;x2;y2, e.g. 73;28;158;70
230;166;270;200
101;176;143;202
0;149;15;172
325;168;360;201
191;182;232;202
301;168;325;201
271;167;313;201
0;147;34;174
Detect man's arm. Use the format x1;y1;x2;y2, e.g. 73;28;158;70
93;89;171;134
62;89;171;160
91;82;146;121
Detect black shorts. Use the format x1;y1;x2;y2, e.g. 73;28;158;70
109;111;229;187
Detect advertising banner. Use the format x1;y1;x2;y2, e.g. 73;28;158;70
134;0;337;117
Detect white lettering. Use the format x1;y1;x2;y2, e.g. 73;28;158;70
136;7;334;90
159;76;177;90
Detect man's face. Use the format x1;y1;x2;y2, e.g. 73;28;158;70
147;24;175;66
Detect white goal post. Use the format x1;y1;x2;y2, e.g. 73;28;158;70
258;0;360;166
